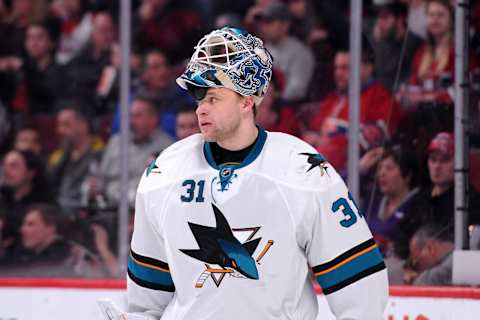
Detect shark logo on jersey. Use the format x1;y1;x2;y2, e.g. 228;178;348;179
145;159;161;176
180;203;274;288
300;152;329;176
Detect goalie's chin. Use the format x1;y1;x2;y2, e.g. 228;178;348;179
200;129;218;143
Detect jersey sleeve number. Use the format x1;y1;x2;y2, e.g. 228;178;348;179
331;192;363;228
181;179;205;202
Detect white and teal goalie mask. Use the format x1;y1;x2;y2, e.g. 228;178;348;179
176;27;273;106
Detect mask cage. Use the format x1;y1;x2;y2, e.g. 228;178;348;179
190;30;255;71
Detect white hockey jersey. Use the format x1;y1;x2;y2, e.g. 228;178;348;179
127;129;388;320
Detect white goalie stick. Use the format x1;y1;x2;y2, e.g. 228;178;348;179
98;299;127;320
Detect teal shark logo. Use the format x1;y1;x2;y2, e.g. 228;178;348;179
146;159;161;176
181;204;260;279
180;204;274;288
300;152;329;176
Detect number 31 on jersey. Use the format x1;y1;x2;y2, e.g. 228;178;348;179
181;179;205;203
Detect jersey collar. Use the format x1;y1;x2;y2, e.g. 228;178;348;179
203;127;267;170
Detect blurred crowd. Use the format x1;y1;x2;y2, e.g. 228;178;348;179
0;0;479;285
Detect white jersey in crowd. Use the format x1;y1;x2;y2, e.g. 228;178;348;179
128;129;388;320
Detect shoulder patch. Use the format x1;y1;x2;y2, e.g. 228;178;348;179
146;159;161;176
299;152;329;176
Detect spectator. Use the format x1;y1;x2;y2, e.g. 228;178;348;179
256;70;300;136
14;203;71;266
1;201;118;277
418;132;480;227
243;0;274;33
304;16;335;102
100;96;174;206
0;0;49;107
138;50;173;107
5;202;107;276
96;43;144;113
137;50;196;135
16;23;65;114
257;2;314;102
175;105;199;140
370;1;423;91
111;50;195;138
405;223;454;286
304;50;400;171
365;146;425;261
356;124;391;201
0;0;31;105
64;11;116;113
0;150;54;242
14;126;42;155
48;106;104;216
310;2;350;52
398;0;476;107
52;0;93;65
286;0;316;42
0;0;49;57
89;11;116;64
133;0;203;64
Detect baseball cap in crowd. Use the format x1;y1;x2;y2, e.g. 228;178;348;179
257;2;291;21
374;0;408;18
427;132;454;157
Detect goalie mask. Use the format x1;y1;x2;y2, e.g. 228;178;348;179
176;27;273;106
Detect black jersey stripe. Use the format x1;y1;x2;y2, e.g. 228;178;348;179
322;261;386;295
312;238;377;274
127;269;175;292
130;249;170;271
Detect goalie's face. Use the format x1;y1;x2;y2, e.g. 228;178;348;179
195;87;252;144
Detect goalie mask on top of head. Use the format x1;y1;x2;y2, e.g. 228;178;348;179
176;27;273;106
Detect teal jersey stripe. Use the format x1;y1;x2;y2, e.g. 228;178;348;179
316;246;383;289
128;255;174;287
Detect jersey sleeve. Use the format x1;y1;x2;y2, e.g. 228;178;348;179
127;178;174;319
306;167;388;319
